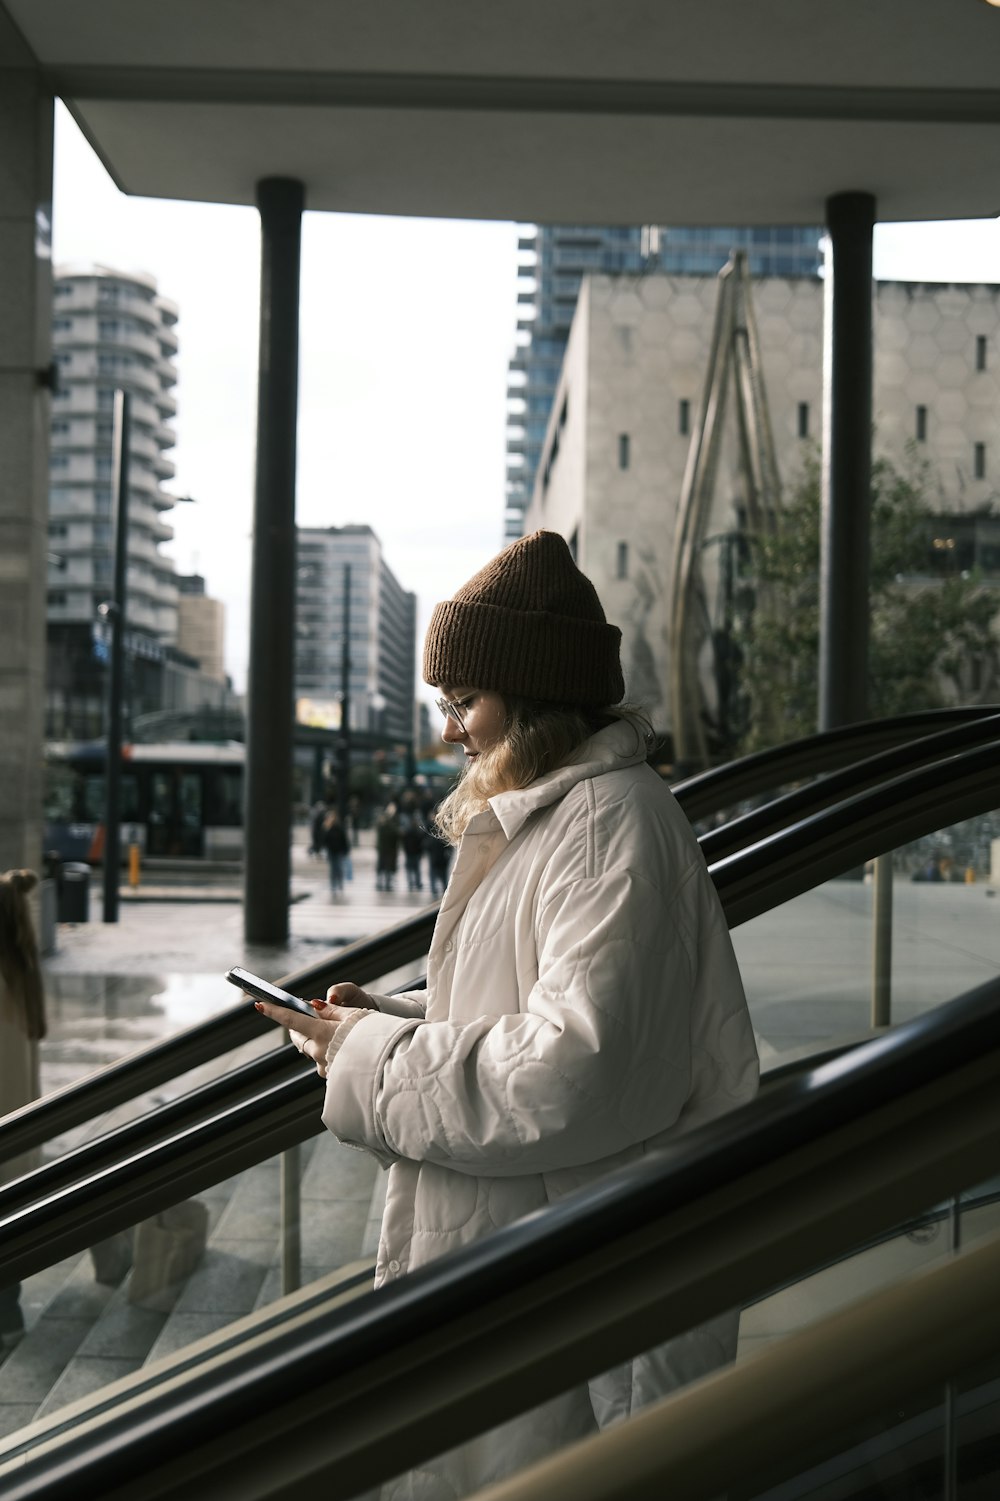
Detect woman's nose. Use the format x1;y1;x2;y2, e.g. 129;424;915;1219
441;714;465;744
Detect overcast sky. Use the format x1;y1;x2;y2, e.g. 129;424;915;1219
51;103;1000;697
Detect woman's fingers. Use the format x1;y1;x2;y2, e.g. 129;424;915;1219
325;981;374;1009
254;999;328;1036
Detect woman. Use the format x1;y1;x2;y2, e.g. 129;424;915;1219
253;531;758;1487
0;869;47;1350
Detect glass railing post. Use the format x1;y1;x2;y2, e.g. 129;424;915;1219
871;852;893;1028
280;1144;301;1295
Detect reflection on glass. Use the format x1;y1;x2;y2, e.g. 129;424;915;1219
731;807;1000;1070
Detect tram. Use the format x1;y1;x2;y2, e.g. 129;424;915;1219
43;742;244;862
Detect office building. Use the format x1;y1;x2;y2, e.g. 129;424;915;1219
295;525;416;744
505;224;822;538
525;272;1000;734
176;573;226;685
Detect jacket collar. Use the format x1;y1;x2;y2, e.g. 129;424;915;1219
483;720;649;843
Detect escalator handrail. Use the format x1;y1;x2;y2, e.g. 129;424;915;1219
711;734;1000;927
460;1227;1000;1501
672;703;1000;821
0;739;998;1280
3;969;999;1500
0;729;996;1194
0;906;436;1165
699;708;1000;864
7;715;990;1170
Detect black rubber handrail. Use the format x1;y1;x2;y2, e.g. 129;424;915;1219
712;735;1000;927
699;708;1000;864
672;704;1000;822
0;906;436;1165
3;714;995;1170
4;967;998;1501
0;738;996;1283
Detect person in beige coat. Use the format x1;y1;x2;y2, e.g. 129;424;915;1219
0;869;46;1349
254;531;759;1495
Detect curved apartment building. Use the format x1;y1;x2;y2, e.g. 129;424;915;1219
47;265;181;736
48;264;179;639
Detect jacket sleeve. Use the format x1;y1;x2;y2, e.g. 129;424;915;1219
322;867;702;1175
371;990;427;1020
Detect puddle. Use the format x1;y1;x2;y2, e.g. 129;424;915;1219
40;971;249;1096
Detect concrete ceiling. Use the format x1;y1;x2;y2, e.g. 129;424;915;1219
6;0;1000;223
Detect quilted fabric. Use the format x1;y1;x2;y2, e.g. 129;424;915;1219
322;721;759;1285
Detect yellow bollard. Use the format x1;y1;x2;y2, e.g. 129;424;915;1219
965;865;976;884
128;842;141;889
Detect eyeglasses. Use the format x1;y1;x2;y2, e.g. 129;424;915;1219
434;695;469;730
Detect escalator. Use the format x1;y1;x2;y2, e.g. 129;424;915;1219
0;714;997;1496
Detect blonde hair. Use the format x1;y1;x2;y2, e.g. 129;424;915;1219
433;699;651;846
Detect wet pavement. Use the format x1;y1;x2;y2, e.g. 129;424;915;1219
39;829;439;1099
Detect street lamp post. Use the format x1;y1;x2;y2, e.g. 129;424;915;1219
337;563;351;825
100;389;131;924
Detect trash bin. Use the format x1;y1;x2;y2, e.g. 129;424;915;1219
58;862;91;923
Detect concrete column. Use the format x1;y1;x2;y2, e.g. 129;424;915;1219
244;178;304;944
819;191;875;732
0;25;53;876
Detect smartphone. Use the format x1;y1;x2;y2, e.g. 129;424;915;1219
226;966;318;1020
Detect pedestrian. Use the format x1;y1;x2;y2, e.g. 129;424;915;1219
400;810;426;893
308;799;326;860
0;869;47;1352
321;809;350;896
375;803;400;892
252;530;758;1493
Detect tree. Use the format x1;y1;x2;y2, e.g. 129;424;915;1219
734;450;1000;752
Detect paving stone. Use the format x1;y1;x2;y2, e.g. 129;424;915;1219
0;1318;92;1404
172;1243;273;1316
77;1295;167;1360
144;1311;240;1366
34;1355;143;1421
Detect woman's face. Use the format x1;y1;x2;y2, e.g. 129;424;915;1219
437;688;507;760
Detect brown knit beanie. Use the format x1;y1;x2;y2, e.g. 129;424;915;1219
423;530;624;706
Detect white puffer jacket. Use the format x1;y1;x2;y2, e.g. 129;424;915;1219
323;722;758;1289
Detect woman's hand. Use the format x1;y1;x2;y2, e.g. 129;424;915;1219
253;982;375;1077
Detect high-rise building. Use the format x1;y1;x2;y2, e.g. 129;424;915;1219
46;265;182;737
176;574;226;685
295;525;416;745
505;224;822;539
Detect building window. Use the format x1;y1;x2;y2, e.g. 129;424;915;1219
48;592;67;606
679;399;690;436
618;433;630;470
616;541;628;580
916;405;928;442
974;442;987;480
797;402;810;439
976;335;988;372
